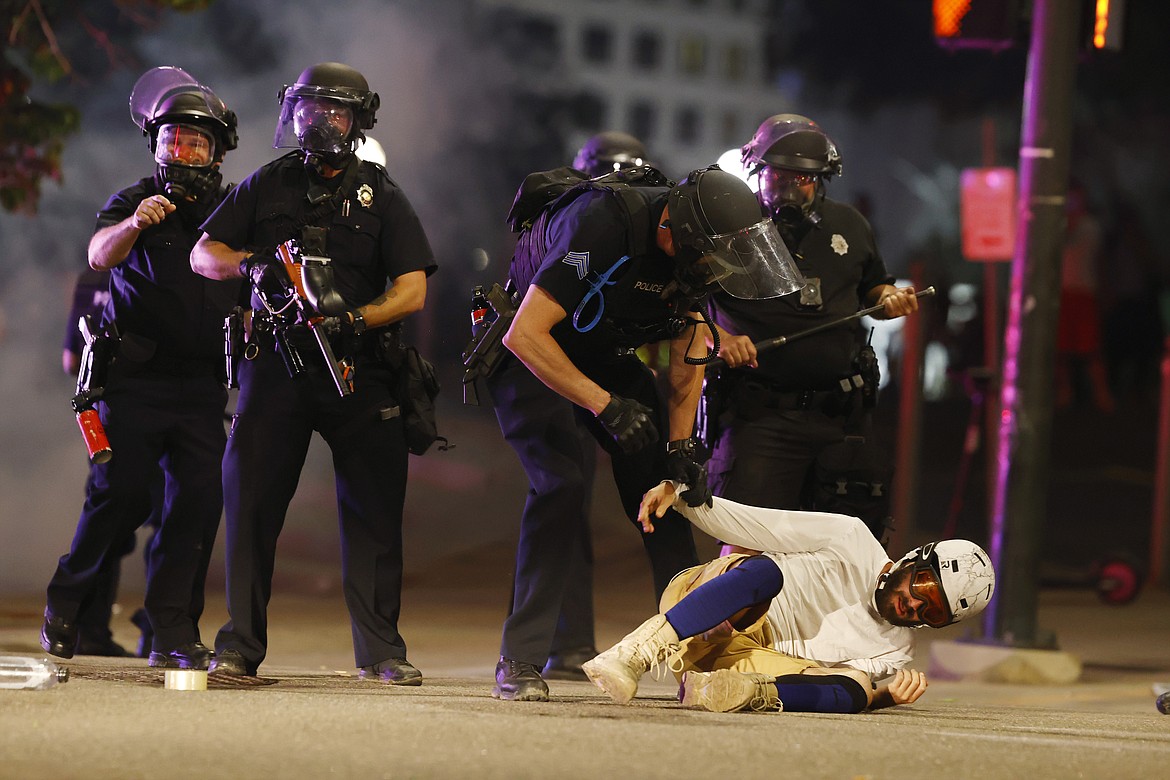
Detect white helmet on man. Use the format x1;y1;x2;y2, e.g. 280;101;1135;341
892;540;995;627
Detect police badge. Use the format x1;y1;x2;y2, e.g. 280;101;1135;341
830;234;849;256
356;183;374;208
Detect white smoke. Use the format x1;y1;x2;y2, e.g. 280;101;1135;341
0;0;522;595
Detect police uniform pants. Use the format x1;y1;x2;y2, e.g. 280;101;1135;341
75;468;166;643
488;353;698;667
709;409;849;509
216;348;409;669
46;371;226;653
550;424;598;656
659;555;818;680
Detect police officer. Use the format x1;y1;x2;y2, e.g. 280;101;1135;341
543;131;655;681
41;67;240;670
706;114;918;541
61;266;163;658
488;164;803;701
190;62;436;684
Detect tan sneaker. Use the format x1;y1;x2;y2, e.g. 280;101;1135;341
681;669;783;713
582;614;680;705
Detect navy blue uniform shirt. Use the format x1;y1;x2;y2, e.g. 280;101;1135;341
711;198;892;389
521;188;684;364
201;153;436;308
96;177;240;363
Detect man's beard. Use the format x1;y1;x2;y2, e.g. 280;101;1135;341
875;565;919;627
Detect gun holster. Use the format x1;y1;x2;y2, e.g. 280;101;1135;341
224;307;245;388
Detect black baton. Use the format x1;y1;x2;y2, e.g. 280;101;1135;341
706;286;936;371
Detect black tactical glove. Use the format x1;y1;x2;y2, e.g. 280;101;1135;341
239;249;293;304
666;437;712;507
318;311;363;339
238;247;279;282
597;394;658;453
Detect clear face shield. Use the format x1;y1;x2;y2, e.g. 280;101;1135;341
129;66;231;144
153;123;215;167
273;88;356;155
694;218;803;300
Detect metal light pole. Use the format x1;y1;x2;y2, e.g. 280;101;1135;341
984;0;1080;646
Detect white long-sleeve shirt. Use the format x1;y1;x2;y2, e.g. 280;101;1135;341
671;486;915;680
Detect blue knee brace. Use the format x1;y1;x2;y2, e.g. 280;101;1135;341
664;555;782;639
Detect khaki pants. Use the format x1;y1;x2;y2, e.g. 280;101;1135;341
659;555;819;680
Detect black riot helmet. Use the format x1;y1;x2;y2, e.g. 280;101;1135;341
129;66;237;204
274;62;380;168
741;114;842;236
573;131;649;177
666;165;803;301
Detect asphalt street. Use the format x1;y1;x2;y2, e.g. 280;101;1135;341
2;380;1167;778
1;548;1168;779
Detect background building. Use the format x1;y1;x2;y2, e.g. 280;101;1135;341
479;0;785;174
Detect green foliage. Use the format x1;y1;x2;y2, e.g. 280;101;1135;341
1;0;215;214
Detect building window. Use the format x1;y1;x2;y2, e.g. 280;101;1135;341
488;10;561;70
678;34;707;76
720;110;741;146
629;101;658;143
582;23;613;64
632;30;662;70
570;91;608;133
722;43;747;82
677;106;701;144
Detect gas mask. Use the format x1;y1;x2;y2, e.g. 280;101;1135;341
275;96;356;171
757;166;823;240
151;122;222;203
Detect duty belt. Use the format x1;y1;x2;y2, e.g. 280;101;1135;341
743;381;836;411
732;374;864;418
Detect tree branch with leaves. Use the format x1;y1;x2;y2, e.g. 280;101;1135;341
2;0;215;213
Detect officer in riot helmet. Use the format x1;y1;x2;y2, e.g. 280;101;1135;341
133;72;238;209
486;162;802;702
272;61;380;173
744;113;841;241
541;131;655;682
191;62;437;685
573;131;650;177
702;113;920;545
41;67;241;670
